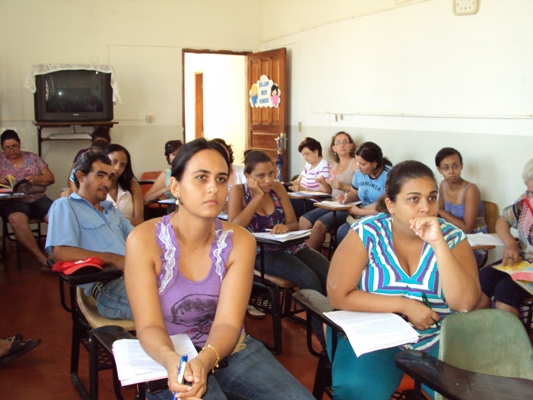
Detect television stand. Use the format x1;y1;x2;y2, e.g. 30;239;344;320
33;121;118;156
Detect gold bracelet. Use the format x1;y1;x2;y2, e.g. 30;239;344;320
201;344;220;374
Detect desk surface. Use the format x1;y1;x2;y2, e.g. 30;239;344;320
313;202;352;211
0;193;26;200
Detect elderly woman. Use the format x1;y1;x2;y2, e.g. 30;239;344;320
0;130;55;269
476;158;533;317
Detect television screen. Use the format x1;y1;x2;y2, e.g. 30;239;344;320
34;69;113;122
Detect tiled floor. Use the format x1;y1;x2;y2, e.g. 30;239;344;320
0;244;321;400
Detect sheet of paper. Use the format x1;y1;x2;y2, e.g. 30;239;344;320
319;200;361;208
324;310;419;357
113;334;198;386
289;191;331;197
466;233;504;247
253;229;311;242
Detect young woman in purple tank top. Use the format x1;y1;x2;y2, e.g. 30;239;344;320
125;139;313;400
435;147;488;266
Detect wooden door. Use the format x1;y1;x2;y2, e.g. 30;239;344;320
195;72;204;138
246;48;288;182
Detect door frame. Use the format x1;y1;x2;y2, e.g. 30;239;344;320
182;48;250;142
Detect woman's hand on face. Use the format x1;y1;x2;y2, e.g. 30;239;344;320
403;298;440;331
502;241;522;266
271;224;289;234
247;176;264;198
409;217;443;244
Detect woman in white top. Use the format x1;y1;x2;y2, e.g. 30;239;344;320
144;140;183;205
299;132;358;250
289;137;331;218
103;144;144;226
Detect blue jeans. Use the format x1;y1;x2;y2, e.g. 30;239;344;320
82;277;133;320
145;336;314;400
256;247;329;295
336;222;351;244
326;329;437;400
301;208;349;231
480;264;531;309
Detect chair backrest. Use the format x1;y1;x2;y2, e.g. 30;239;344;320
141;171;162;180
76;288;136;331
439;309;533;380
482;200;499;233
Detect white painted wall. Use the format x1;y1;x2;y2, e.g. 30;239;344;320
184;53;246;163
1;0;532;214
260;0;533;210
0;0;260;199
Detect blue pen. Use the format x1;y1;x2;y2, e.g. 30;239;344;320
177;354;187;384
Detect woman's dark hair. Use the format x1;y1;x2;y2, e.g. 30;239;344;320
1;129;21;146
171;138;230;181
298;137;323;157
103;144;136;193
72;151;111;189
328;131;356;163
355;141;392;168
211;138;235;164
243;150;273;174
376;160;437;214
435;147;463;167
271;84;279;95
164;140;183;163
91;127;111;144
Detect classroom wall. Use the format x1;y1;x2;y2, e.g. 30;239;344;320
261;0;533;210
0;0;261;199
1;0;532;213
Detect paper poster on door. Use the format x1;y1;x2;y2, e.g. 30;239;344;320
249;75;281;108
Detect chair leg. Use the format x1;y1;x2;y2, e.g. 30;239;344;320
312;349;331;399
89;330;99;400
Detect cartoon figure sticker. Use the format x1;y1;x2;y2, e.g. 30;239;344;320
249;75;281;108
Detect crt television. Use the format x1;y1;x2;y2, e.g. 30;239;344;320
34;69;114;122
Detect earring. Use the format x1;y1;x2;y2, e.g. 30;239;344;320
175;196;183;206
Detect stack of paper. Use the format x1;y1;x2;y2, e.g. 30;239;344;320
253;229;311;243
324;310;419;357
466;233;504;247
289;191;331;197
319;200;361;208
112;334;198;386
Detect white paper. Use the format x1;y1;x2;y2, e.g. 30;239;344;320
253;229;311;243
324;310;419;357
289;191;331;197
466;233;504;247
113;334;198;386
319;200;361;208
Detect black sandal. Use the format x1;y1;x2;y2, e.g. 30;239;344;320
0;338;41;366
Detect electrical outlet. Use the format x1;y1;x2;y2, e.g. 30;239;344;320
454;0;479;15
146;115;155;123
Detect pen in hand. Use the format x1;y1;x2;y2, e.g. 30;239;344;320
174;353;187;397
421;293;439;328
342;190;349;204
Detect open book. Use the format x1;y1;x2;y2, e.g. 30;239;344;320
112;334;198;386
493;261;533;283
253;229;311;243
0;175;28;193
324;310;419;357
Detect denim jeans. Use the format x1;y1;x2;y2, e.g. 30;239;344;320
302;207;349;232
92;276;133;320
336;221;351;245
145;336;314;400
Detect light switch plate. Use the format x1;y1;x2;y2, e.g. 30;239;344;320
454;0;479;15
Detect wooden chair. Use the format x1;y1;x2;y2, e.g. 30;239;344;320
139;171;168;219
2;217;46;269
58;267;135;400
482;200;499;233
293;289;423;399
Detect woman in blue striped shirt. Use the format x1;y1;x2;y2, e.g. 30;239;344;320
326;160;480;400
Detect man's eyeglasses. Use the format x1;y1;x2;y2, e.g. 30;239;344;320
3;144;20;151
334;141;349;146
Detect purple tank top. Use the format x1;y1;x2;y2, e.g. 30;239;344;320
156;214;233;346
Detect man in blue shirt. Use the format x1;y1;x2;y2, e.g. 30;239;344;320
45;151;134;320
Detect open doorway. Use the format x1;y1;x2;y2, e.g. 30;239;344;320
183;50;248;165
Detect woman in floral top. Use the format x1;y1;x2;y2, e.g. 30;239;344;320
0;130;55;268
